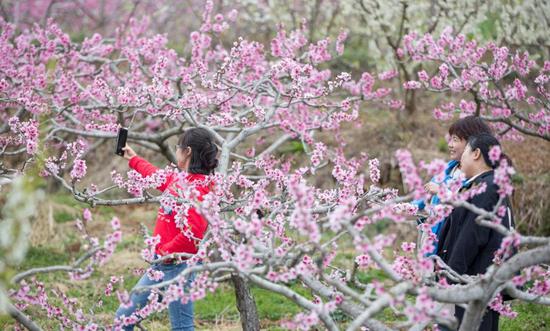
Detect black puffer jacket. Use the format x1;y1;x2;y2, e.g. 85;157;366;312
436;171;514;276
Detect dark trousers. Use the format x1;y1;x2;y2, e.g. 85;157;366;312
455;305;499;331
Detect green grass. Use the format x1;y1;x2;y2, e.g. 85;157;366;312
195;282;313;321
0;315;15;330
500;302;550;331
278;140;306;155
17;246;71;269
195;285;240;320
115;235;145;252
54;209;76;223
52;193;84;208
51;193;118;223
355;269;389;284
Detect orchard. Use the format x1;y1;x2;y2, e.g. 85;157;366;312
0;1;549;331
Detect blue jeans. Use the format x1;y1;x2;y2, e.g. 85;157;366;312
115;261;195;331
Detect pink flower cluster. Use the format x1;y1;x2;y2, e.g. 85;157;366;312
404;287;440;324
488;145;502;164
493;158;515;197
368;158;381;184
111;167;174;197
70;159;87;182
400;28;547;138
282;311;319;330
489;294;518;319
335;29;348;56
310;142;327;168
141;235;161;262
395;149;425;200
493;233;520;265
7;117;39;154
288;177;319;242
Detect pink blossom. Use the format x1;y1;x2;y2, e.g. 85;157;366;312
419;159;446;181
308;39;332;64
83;209;92;222
430;76;443;89
488;145;502;164
395;149;425;199
532;279;550;296
403;81;422;89
494;158;515;197
378;69;398;80
355;254;371;268
360;72;375;96
335;29;348;56
282;311;319;330
401;242;416;253
417;70;429;81
234;243;255;270
489;294;517;319
111;217;121;231
328;197;355;232
310;142;327;167
449;78;463;91
146;268;165;281
369;158;381;184
70;159;87;181
227;9;238;21
432;107;453;121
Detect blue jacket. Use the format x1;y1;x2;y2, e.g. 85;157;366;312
413;159;459;255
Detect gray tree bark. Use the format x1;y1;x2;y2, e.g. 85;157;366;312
7;301;42;331
231;274;260;331
219;139;260;331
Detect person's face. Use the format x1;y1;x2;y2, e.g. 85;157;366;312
459;143;481;179
448;134;467;161
176;145;191;170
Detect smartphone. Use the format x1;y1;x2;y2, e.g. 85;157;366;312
115;127;128;156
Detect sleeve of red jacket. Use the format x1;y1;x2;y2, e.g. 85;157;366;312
128;156;174;192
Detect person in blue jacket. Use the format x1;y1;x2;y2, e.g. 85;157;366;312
415;116;493;255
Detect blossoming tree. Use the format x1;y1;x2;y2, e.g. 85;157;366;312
1;2;549;331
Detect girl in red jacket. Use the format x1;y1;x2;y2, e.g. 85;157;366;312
114;128;218;331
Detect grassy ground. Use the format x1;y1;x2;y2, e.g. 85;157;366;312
1;191;548;331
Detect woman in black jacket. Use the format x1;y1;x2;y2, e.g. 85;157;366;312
436;133;514;331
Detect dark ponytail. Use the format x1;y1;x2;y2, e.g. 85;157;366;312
178;128;219;175
467;133;512;169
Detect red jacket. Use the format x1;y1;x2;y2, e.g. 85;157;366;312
129;156;210;255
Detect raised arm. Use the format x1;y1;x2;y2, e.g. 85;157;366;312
123;145;175;192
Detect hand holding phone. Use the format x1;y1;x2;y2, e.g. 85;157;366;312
122;145;137;160
115;127;128;156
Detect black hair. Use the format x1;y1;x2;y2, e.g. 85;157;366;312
467;133;512;169
178;128;218;175
449;116;493;141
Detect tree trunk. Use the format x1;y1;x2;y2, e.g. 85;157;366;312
232;274;260;331
405;89;417;115
219;138;260;331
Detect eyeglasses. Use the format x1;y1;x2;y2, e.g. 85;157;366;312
174;145;190;153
